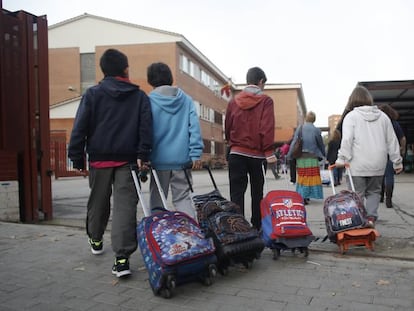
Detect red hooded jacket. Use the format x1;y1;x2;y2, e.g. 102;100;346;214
225;88;275;159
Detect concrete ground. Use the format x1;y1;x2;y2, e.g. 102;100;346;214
48;169;414;260
0;169;413;310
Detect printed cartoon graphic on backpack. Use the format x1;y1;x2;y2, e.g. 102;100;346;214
324;190;366;233
146;211;215;264
323;190;367;242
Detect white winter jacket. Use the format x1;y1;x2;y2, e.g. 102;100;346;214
336;106;403;176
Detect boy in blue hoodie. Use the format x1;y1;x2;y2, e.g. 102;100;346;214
146;62;203;219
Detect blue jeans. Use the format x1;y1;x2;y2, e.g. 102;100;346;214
333;167;343;185
384;160;394;187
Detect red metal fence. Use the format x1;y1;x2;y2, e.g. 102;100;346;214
50;131;88;179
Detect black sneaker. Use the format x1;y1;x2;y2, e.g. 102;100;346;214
112;257;131;278
88;238;104;255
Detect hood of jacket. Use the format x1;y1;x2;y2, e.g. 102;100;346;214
149;86;186;114
100;76;140;99
234;86;268;110
353;105;382;122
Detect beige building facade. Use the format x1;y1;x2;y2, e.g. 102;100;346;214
328;114;342;137
48;14;308;164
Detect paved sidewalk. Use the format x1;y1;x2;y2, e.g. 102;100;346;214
0;222;413;311
49;169;414;260
0;170;413;310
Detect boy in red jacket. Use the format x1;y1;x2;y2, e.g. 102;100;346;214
225;67;276;230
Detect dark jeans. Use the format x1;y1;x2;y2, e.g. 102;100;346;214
384;159;394;187
289;159;297;183
228;154;265;230
333;167;343;185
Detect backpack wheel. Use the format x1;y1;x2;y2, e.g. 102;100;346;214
243;260;253;269
160;288;172;299
272;248;281;260
208;264;217;278
166;275;176;289
219;266;229;276
302;247;309;257
203;276;213;286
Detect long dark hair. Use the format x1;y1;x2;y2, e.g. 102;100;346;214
336;85;373;134
379;104;399;120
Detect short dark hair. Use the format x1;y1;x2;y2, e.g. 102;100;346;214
99;49;128;77
147;62;173;87
246;67;267;85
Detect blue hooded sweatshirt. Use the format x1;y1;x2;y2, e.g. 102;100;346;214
149;86;203;170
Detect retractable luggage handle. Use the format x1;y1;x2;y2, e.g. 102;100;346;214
328;164;355;195
183;163;218;193
150;167;170;210
131;164;170;217
131;164;151;217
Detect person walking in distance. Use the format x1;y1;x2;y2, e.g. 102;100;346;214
336;86;403;228
270;146;281;180
326;129;343;186
378;104;406;208
225;67;276;230
146;62;203;219
279;141;290;174
287;111;326;205
68;49;152;278
286;137;297;184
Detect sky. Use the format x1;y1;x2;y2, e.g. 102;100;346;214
3;0;414;126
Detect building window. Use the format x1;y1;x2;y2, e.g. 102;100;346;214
200;104;208;121
209;109;214;122
180;54;189;74
80;53;95;94
193;100;201;117
201;70;209;87
199;104;215;122
189;61;195;77
214;111;222;125
212;79;220;95
193;63;201;80
181;53;223;96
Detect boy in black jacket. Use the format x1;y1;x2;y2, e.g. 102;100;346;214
69;49;152;277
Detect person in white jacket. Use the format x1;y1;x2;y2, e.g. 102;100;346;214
336;86;403;228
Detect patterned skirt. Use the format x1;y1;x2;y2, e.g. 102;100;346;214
296;157;323;200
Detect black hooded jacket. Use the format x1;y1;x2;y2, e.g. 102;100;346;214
68;77;152;169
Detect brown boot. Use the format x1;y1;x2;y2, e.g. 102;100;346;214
385;186;393;208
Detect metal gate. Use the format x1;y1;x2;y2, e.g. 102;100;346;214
50;131;88;179
0;7;52;222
